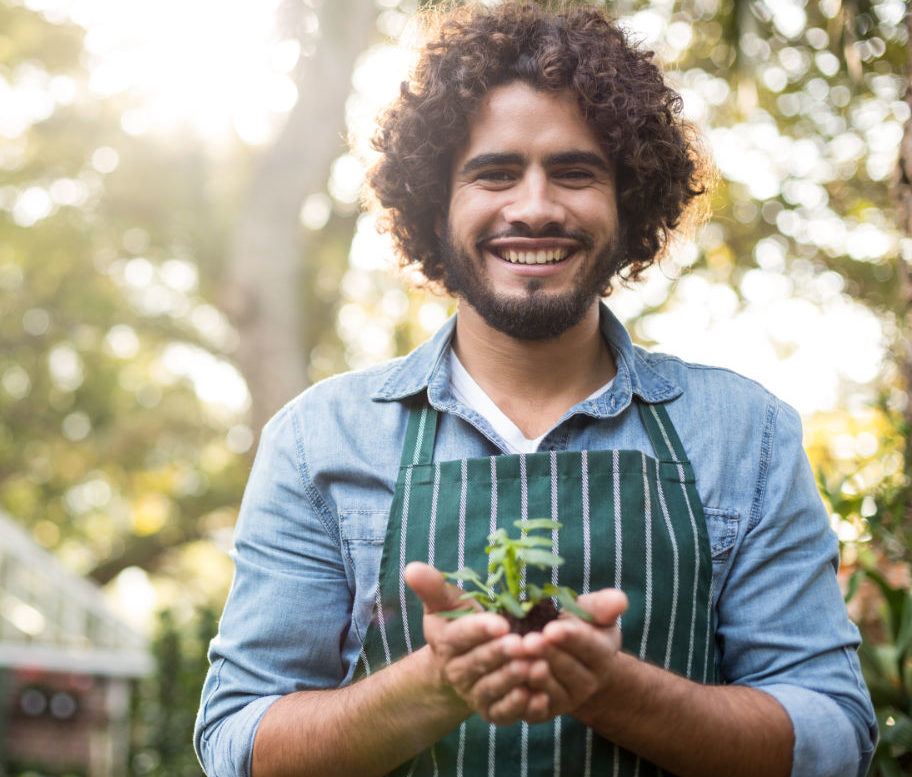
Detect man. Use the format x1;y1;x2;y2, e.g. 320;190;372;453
194;4;876;777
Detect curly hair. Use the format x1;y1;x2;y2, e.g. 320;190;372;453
367;1;710;293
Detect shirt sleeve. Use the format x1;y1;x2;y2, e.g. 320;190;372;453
193;403;353;777
715;398;877;777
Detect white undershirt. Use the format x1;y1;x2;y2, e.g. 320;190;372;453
449;350;614;454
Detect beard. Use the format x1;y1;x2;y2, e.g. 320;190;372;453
438;226;625;341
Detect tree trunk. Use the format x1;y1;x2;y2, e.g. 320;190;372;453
223;0;377;435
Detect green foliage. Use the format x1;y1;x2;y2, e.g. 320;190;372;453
822;437;912;776
441;519;589;621
0;0;251;591
129;606;217;777
847;561;912;776
2;0;911;772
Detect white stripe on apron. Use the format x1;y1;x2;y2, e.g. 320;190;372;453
428;462;441;568
400;466;414;654
458;458;467;585
655;477;680;669
639;452;653;660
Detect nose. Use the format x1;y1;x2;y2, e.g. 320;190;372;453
501;170;566;234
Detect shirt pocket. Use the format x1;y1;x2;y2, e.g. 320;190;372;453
339;509;388;644
703;506;739;580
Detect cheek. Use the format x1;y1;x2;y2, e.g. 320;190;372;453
572;197;617;236
451;190;504;223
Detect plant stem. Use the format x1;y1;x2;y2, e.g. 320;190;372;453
506;546;520;600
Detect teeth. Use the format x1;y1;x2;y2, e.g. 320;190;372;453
501;248;569;264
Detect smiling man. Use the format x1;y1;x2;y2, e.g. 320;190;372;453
194;5;876;777
444;85;621;344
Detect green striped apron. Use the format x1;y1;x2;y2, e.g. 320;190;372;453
357;398;715;776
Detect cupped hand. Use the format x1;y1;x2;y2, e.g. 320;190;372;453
404;561;535;725
511;588;628;723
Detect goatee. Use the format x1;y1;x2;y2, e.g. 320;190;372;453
438;227;624;341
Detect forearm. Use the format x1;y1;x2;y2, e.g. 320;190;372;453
252;646;471;777
574;652;793;777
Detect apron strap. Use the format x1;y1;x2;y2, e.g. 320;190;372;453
401;398;689;470
636;401;691;465
398;402;439;469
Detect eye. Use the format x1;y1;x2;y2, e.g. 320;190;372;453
555;168;596;184
475;169;517;185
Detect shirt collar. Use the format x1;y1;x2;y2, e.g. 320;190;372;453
370;302;682;417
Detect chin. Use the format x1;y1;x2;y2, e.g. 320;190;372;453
467;293;596;341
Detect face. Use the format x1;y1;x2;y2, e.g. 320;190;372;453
444;81;621;340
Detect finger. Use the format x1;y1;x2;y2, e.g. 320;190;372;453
481;684;533;726
426;611;511;657
540;618;620;671
521;688;553;724
405;562;468;613
467;657;531;708
443;632;522;689
527;647;594;706
524;656;576;713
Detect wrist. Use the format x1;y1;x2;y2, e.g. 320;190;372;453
572;651;651;735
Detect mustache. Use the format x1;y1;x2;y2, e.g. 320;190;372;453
474;226;596;249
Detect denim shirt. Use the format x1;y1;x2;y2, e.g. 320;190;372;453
194;304;876;777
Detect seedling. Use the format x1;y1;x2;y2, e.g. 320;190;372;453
440;518;591;631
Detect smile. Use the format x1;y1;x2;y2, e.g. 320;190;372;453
496;248;571;265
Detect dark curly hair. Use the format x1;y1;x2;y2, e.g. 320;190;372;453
367;1;710;293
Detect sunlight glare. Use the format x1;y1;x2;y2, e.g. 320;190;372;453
618;268;885;415
161;343;250;412
50;0;291;144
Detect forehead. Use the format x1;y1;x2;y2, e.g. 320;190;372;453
456;82;606;164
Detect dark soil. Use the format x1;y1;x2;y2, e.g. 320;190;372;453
505;599;559;635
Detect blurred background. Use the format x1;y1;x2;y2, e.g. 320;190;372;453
0;0;910;774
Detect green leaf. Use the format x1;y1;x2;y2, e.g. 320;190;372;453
515;518;562;531
498;591;526;618
894;590;912;658
548;585;593;621
442;566;478;582
843;568;863;604
457;590;487;604
517;549;564;569
443;568;492;596
487;546;507;567
436;608;476;620
859;567;907;643
872;749;907;777
516;535;556;548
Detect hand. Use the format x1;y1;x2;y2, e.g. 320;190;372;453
404;562;535;725
510;588;628;723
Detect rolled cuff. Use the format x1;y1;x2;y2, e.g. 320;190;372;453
759;683;875;777
195;694;280;777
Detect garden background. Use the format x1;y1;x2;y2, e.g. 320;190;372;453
1;0;910;774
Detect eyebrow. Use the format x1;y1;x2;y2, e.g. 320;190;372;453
546;151;611;171
458;150;611;175
458;152;525;175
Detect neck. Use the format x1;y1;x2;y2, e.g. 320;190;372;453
452;300;617;438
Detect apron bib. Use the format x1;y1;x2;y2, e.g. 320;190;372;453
357;398;715;776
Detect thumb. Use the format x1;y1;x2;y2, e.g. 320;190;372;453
404;562;467;614
575;588;629;627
